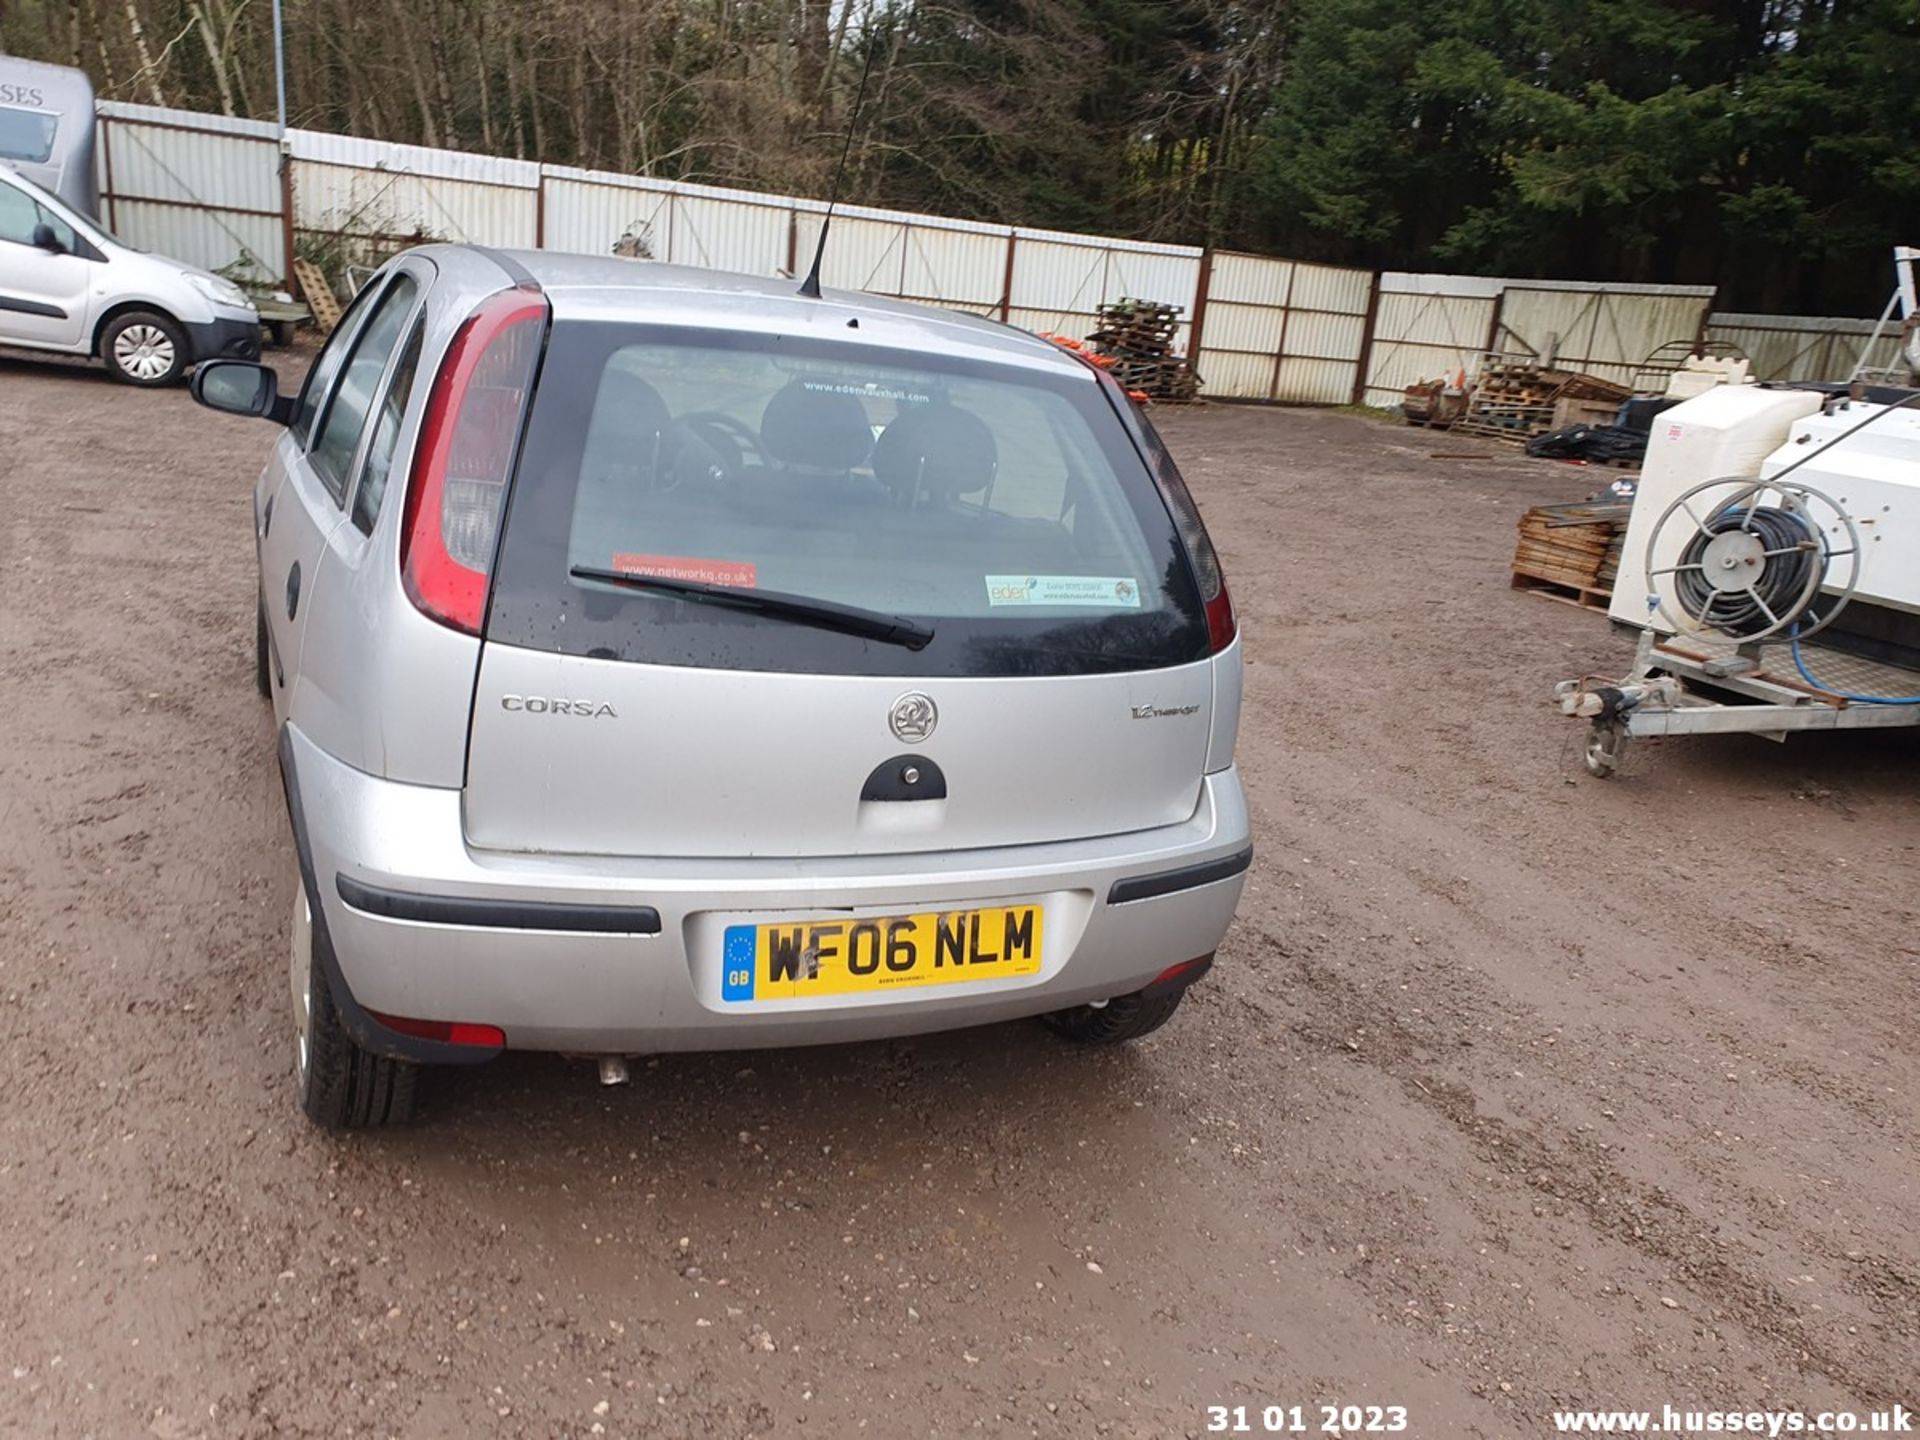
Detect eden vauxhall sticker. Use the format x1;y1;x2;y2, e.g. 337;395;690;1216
612;554;758;588
985;575;1142;608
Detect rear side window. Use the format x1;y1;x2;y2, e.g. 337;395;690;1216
352;321;423;534
487;324;1207;678
0;107;57;164
309;274;419;504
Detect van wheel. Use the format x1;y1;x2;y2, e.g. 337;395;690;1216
255;606;272;697
1041;986;1186;1045
291;869;417;1128
101;310;187;386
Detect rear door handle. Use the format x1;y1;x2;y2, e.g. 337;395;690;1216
285;561;301;621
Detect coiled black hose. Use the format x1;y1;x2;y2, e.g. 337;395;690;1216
1673;503;1818;636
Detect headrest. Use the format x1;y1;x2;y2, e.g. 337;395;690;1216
760;380;874;471
587;368;670;446
872;403;998;500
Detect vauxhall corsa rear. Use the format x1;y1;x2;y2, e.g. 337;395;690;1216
193;247;1251;1128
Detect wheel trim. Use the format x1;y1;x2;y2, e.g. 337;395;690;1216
113;324;176;380
290;881;313;1084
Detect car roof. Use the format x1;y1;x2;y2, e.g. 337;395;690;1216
421;245;1090;380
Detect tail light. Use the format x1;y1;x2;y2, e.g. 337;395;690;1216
1082;363;1237;652
1147;448;1236;652
400;288;548;634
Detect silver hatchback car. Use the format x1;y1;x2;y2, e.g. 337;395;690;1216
193;246;1250;1129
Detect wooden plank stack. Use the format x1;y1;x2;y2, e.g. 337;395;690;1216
1088;298;1202;403
1456;358;1630;444
1510;500;1631;611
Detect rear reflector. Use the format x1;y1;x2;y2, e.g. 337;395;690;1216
368;1011;506;1049
400;288;548;634
1151;956;1213;989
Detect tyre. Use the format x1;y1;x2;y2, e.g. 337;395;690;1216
100;309;188;386
290;868;417;1128
255;606;272;697
1041;985;1187;1045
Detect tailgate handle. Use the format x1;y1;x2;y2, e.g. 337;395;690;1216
860;755;946;802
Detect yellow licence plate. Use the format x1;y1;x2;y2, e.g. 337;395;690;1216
720;905;1043;1003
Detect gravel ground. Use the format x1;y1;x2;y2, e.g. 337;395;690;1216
1;350;1915;1439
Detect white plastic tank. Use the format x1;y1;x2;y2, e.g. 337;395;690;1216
1610;386;1825;630
1762;401;1920;616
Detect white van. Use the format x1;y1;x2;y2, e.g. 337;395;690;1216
0;163;260;385
0;57;97;217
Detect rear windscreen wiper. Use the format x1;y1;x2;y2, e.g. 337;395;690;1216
568;566;935;651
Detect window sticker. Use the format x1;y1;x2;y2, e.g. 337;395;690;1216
612;554;758;588
985;575;1142;608
800;378;934;405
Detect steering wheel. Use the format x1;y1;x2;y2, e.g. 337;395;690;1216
656;412;765;496
680;413;763;466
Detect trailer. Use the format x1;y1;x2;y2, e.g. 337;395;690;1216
1558;628;1920;776
1555;311;1920;775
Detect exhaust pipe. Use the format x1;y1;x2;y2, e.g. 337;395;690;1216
597;1056;630;1087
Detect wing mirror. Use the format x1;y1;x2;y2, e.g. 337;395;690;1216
191;360;294;425
30;222;66;254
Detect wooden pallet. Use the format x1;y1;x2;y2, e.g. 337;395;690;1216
1512;501;1627;598
1512;575;1614;613
1455;413;1552;443
1089;297;1200;402
292;257;342;334
1465;357;1632;442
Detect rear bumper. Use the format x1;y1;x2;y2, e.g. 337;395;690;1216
281;724;1252;1056
184;310;261;364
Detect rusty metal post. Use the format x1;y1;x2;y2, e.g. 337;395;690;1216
1483;286;1507;362
1350;268;1384;405
99;117;119;233
999;231;1018;323
1269;264;1298;402
1188;247;1215;364
279;145;297;290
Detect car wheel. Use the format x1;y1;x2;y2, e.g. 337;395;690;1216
255;606;272;697
1041;985;1187;1045
101;310;188;386
290;868;417;1128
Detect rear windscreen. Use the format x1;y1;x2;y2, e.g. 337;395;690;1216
485;323;1208;677
0;106;57;164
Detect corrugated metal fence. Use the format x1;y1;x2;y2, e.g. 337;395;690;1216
1703;314;1899;382
96;100;1873;401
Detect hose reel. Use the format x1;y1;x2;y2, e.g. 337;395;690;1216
1643;477;1862;641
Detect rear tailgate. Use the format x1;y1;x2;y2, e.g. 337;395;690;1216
461;312;1218;861
463;649;1211;858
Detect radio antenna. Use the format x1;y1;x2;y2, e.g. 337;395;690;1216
798;38;879;299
